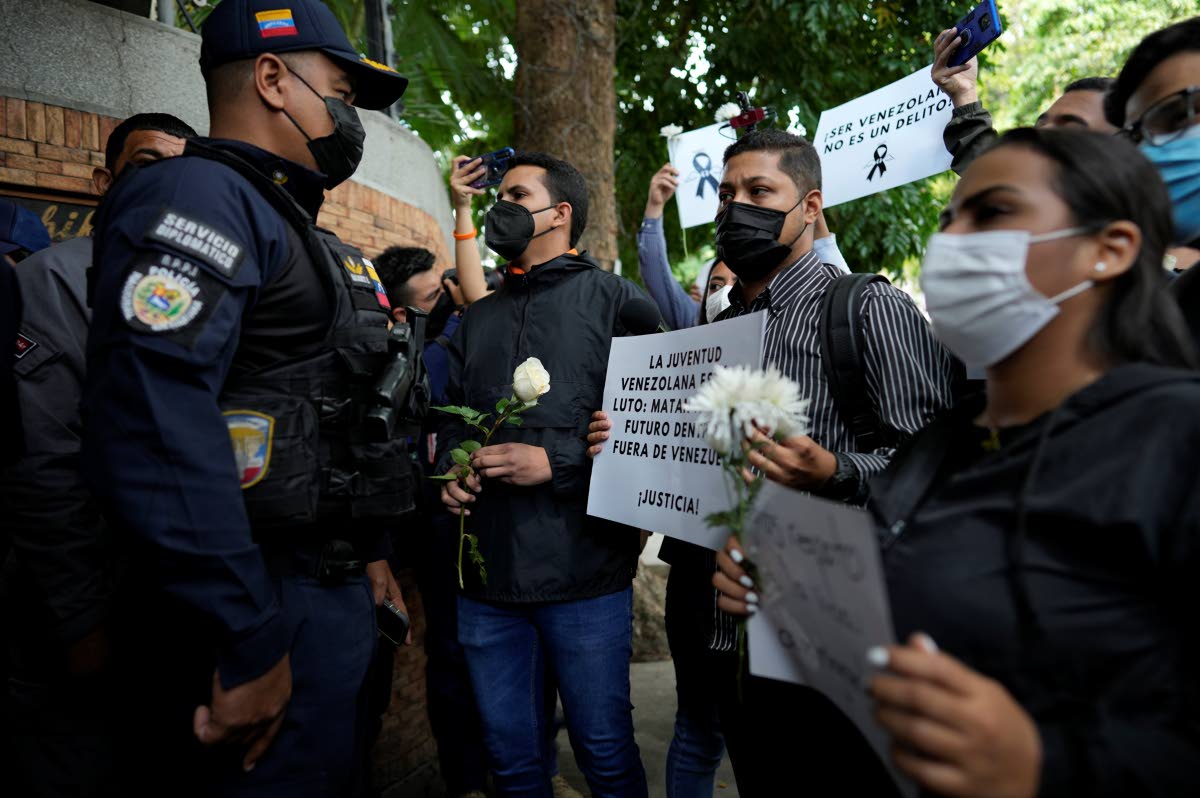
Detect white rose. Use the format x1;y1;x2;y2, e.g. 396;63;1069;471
512;357;551;405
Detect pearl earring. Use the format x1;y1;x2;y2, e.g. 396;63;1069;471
1094;262;1107;273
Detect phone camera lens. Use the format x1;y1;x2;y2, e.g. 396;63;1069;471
959;28;974;46
980;13;992;30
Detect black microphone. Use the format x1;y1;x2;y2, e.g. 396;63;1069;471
618;297;668;336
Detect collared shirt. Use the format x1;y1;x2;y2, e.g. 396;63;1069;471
709;248;958;651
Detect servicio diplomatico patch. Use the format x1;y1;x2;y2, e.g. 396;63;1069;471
120;254;221;342
145;209;245;278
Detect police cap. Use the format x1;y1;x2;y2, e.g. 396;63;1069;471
199;0;408;111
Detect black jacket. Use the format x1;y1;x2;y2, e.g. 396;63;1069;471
870;364;1200;796
943;100;998;176
437;252;645;602
0;237;110;662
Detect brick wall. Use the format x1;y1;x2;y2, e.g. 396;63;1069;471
0;95;446;795
0;97;113;195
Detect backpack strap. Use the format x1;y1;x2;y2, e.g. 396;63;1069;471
819;272;891;453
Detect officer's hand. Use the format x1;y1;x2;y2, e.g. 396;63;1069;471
932;27;979;107
586;410;612;458
450;155;488;210
472;443;552;486
366;560;393;606
645;163;680;219
194;654;292;772
441;470;482;516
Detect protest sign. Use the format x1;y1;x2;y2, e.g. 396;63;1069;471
667;123;729;229
745;483;914;797
587;312;765;549
814;64;954;208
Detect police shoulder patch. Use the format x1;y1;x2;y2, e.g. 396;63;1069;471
145;208;245;278
14;332;38;360
119;253;223;346
223;410;275;489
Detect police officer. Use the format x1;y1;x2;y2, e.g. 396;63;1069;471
81;1;412;795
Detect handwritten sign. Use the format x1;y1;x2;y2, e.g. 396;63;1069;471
667;123;729;229
586;312;765;548
745;483;914;797
814;64;954;208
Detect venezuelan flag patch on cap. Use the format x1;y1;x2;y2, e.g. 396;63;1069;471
256;9;298;38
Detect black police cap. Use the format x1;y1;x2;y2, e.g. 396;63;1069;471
199;0;408;111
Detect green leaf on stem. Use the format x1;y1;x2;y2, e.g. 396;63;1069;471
466;420;490;434
460;439;483;454
496;397;510;414
466;533;487;586
505;415;524;425
431;404;475;419
451;448;471;466
428;474;459;481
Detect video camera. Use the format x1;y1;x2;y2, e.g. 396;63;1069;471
728;91;777;134
364;308;431;442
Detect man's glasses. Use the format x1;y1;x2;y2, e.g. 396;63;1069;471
1120;86;1200;146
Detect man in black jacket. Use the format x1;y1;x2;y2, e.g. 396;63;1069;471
439;152;649;798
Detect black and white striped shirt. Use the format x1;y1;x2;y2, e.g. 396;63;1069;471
709;249;958;652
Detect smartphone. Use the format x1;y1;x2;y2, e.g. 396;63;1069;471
948;0;1003;68
459;147;516;189
377;598;410;646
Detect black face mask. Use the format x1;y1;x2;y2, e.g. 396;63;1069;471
715;198;806;282
426;290;457;338
484;200;555;261
283;70;365;189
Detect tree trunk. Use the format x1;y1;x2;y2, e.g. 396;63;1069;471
513;0;617;271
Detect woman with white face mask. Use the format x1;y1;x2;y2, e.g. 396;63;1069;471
715;127;1200;797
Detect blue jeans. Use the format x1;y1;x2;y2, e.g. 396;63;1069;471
458;587;648;798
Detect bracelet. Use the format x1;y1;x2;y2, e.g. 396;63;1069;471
454;228;477;241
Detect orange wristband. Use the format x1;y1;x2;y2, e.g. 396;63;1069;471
454;228;477;241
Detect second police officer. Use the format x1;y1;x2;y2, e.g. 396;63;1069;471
82;1;417;794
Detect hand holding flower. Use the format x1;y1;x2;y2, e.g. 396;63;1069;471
742;428;838;490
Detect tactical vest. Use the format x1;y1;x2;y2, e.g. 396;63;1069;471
186;142;418;532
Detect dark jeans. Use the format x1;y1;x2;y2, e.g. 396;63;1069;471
458;587;648;798
718;672;902;797
110;571;377;798
416;517;492;795
664;548;726;798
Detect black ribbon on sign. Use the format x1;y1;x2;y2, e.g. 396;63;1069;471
694;152;720;198
867;144;889;182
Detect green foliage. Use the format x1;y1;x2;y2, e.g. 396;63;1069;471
982;0;1196;132
461;439;483;454
177;0;1196;285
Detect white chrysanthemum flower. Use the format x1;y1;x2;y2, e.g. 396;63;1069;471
660;124;683;138
714;103;741;123
683;365;809;455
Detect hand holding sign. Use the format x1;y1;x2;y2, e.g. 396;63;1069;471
645;163;680;218
869;636;1042;798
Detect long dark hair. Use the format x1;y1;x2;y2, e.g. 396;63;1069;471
992;127;1198;370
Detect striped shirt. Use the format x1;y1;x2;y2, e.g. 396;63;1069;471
709;249;958;652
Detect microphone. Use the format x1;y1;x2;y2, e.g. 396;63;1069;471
619;297;668;336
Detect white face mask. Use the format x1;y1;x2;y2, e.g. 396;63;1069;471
705;284;733;322
919;227;1094;369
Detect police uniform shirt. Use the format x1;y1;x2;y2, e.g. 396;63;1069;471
82;139;338;687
